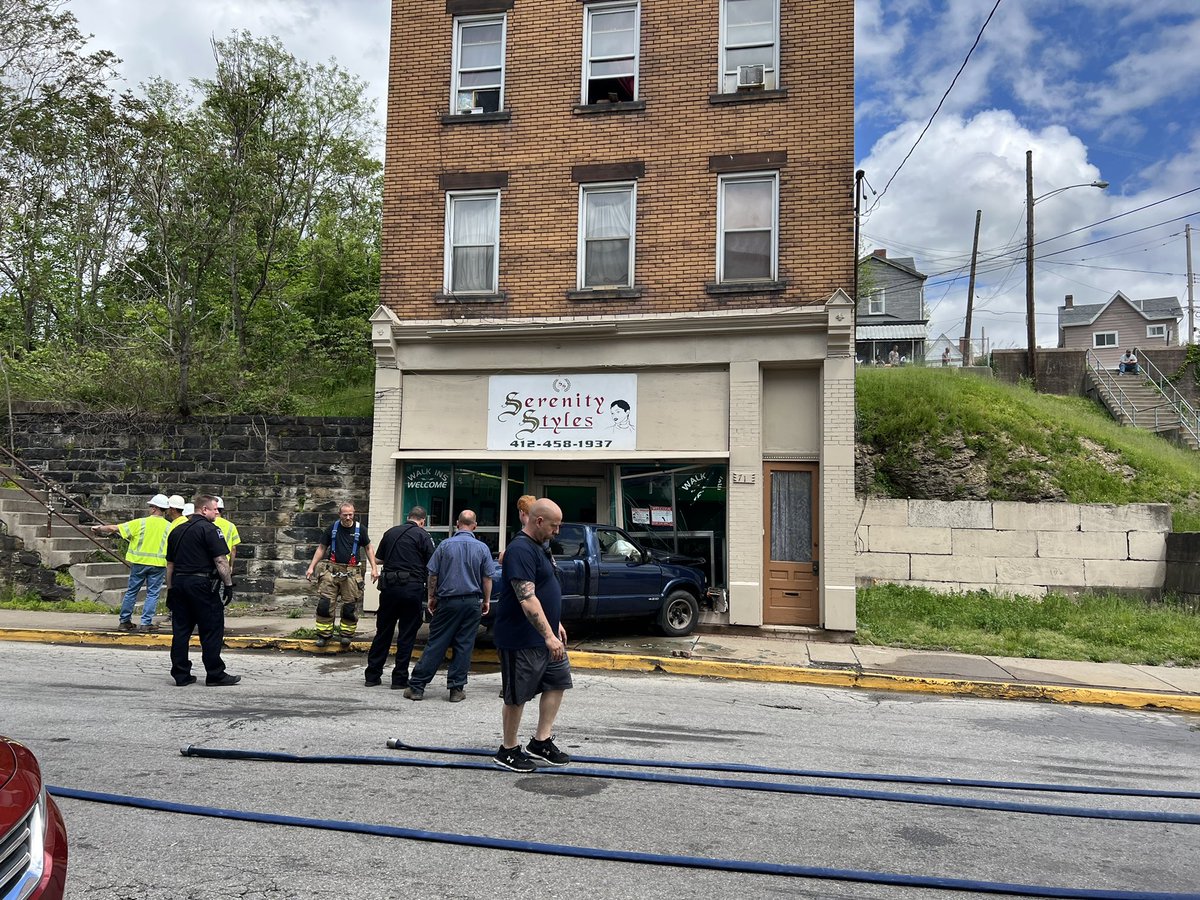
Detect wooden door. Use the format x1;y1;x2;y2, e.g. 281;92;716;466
762;463;819;625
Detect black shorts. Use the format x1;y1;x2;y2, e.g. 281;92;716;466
498;646;573;706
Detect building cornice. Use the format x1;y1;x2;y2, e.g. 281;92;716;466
380;302;834;346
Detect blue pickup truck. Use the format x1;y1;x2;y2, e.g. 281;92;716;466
536;522;712;637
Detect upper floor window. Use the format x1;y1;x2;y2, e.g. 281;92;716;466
868;289;885;316
1146;323;1167;339
452;15;506;114
583;2;639;104
717;172;777;282
1093;331;1117;348
720;0;779;93
445;191;500;294
579;183;635;288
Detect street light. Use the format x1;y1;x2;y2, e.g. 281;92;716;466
1025;149;1109;385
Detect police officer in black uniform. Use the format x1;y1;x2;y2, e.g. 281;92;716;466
165;493;240;686
364;506;436;688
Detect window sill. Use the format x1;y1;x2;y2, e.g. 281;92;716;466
708;89;789;105
434;292;507;304
572;100;646;116
705;280;788;296
566;287;643;301
440;110;512;125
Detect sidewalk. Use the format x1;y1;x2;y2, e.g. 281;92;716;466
2;608;1197;713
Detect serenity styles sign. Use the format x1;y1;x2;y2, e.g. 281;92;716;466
487;374;637;451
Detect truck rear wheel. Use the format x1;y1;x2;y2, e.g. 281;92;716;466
657;591;700;637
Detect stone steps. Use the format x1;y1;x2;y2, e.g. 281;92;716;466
0;479;129;600
1088;372;1199;451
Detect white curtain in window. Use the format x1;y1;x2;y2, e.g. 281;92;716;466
584;189;631;286
451;196;496;292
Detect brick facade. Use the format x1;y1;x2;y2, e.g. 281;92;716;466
375;1;857;630
381;1;853;320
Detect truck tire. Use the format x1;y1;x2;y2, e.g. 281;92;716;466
657;590;700;637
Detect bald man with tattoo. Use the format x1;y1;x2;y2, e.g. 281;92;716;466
490;498;572;772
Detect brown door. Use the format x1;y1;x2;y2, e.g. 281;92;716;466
762;462;819;625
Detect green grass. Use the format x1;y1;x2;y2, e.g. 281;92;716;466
289;627;319;639
0;595;113;614
857;584;1200;666
294;377;375;417
857;367;1200;530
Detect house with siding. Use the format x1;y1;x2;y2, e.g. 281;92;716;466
1057;291;1183;369
366;0;857;632
856;249;928;364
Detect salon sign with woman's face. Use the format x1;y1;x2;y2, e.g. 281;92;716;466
488;373;637;451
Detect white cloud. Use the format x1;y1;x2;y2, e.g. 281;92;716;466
859;110;1192;348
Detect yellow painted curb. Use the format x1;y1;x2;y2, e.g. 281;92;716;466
3;628;1197;713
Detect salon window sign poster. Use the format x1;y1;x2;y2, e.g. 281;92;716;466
488;374;637;451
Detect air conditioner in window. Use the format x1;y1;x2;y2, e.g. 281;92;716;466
737;64;765;89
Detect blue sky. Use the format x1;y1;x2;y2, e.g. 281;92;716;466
856;1;1200;348
71;0;1200;347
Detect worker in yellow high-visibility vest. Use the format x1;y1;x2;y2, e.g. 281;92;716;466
92;493;172;633
166;495;188;531
213;497;242;566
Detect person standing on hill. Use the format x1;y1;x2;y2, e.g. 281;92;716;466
306;501;379;648
365;506;435;688
92;493;172;633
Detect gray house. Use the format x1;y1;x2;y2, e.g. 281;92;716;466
856;249;928;364
1057;291;1183;369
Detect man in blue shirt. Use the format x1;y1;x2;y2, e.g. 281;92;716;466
403;509;493;702
491;498;572;772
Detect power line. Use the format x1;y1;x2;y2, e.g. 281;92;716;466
866;0;1004;212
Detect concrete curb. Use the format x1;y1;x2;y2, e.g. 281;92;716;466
3;627;1198;714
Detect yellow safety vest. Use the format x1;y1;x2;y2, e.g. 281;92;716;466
168;516;188;533
118;515;170;567
215;516;241;554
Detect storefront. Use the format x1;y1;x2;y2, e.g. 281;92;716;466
367;299;858;631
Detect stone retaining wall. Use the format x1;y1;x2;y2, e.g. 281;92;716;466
1;409;373;604
855;498;1171;597
1165;532;1200;598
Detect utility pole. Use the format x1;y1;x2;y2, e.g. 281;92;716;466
853;170;865;305
1025;150;1037;385
1187;224;1195;346
963;209;981;367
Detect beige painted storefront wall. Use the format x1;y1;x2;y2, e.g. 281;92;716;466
399;370;730;453
763;369;821;456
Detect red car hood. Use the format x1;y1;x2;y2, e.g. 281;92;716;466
0;738;15;792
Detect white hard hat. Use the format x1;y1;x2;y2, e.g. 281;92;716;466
167;494;186;510
149;493;170;509
215;496;225;509
182;503;195;516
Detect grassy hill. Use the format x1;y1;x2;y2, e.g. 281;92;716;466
856;367;1200;531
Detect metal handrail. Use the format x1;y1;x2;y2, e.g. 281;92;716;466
1140;353;1200;444
0;454;129;568
1086;350;1197;441
0;444;99;525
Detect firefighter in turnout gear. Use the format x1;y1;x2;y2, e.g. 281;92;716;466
305;502;379;648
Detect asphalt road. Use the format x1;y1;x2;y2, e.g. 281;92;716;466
2;641;1198;900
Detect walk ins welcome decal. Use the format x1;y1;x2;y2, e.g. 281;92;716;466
487;374;637;451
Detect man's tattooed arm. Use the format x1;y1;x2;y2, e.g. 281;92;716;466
512;579;553;639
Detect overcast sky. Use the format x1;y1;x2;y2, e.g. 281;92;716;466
70;0;1200;348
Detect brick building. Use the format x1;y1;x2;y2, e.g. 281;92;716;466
368;0;856;630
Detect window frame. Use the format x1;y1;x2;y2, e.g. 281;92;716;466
868;288;886;316
577;181;637;290
444;190;501;295
1146;323;1167;339
450;13;507;116
716;170;779;284
581;1;640;105
1093;331;1118;348
718;0;780;94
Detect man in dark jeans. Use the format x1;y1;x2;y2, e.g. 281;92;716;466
164;493;239;686
365;506;435;688
403;509;493;703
